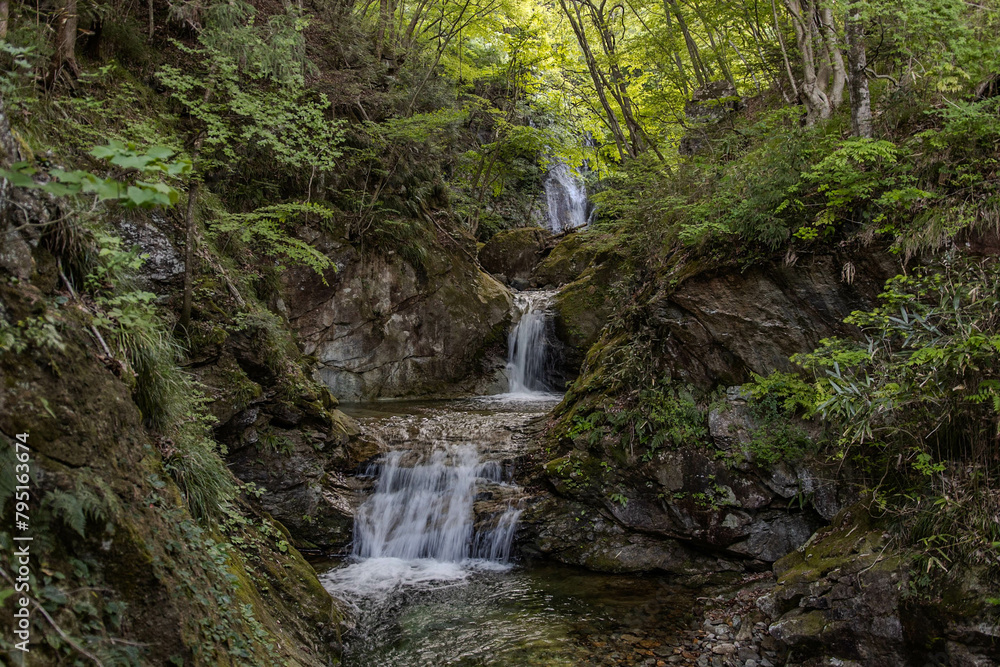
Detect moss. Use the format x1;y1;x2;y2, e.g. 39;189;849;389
533;233;598;286
477;227;548;280
0;279;342;666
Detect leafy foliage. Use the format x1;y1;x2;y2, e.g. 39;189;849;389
0;141;190;208
794;256;1000;574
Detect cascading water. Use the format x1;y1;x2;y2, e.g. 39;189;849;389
320;401;696;667
352;445;519;564
543;162;591;232
322;404;540;605
506;290;557;395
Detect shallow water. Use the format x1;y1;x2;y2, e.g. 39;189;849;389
323;397;695;666
322;560;696;667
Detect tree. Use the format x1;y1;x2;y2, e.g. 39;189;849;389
846;0;871;137
49;0;81;84
156;2;344;327
781;0;845;124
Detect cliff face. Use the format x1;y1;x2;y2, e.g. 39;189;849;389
284;228;513;401
632;252;899;389
0;101;350;662
0;248;344;666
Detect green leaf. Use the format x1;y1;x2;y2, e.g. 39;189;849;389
0;168;39;188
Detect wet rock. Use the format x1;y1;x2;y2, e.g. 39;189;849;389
478;227;552;284
225;407;365;550
519;497;726;575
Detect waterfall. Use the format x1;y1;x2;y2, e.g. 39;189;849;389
506;291;556;395
352;446;518;563
543;163;590;233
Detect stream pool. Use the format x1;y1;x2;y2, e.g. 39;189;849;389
322;559;696;666
319;397;698;666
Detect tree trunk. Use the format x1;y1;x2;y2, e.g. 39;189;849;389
376;0;389;60
847;1;871;137
50;0;81;82
559;0;630;161
771;0;799;100
783;0;830;124
180;176;199;330
818;5;846;107
0;0;9;40
664;0;709;87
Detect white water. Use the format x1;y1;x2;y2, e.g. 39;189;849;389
506;291;557;396
544;163;590;232
352;446;514;563
322;401;550;601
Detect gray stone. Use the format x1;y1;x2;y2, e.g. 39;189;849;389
285;234;512;401
117;213;185;284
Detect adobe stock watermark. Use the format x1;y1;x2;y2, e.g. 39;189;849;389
8;431;33;657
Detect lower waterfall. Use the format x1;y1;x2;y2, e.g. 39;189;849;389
352;445;521;564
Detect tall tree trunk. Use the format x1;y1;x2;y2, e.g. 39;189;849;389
771;0;799;100
664;0;708;87
662;9;690;96
559;0;630;160
50;0;81;82
847;1;871;137
818;5;846;107
0;1;9;40
783;0;829;123
376;0;389;60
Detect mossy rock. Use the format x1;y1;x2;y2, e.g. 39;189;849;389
478;227;551;283
550;257;623;375
532;232;599;286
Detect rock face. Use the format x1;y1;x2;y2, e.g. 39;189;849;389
117;212;185;285
679;81;742;155
520;496;737;574
520;408;830;574
759;508;1000;666
523;249;899;575
645;252;899;389
0;227;344;665
285;231;513;401
478;227;552;285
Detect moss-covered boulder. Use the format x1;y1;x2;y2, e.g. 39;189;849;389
531;231;603;287
478;227;551;284
759;507;1000;666
551;270;614;372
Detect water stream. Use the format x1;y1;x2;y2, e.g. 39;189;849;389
320;294;693;665
506;290;558;396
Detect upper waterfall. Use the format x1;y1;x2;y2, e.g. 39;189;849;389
543;163;591;233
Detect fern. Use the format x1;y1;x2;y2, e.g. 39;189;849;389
44;481;108;538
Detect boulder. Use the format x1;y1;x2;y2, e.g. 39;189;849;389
759;507;1000;666
478;227;551;284
284;230;513;400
